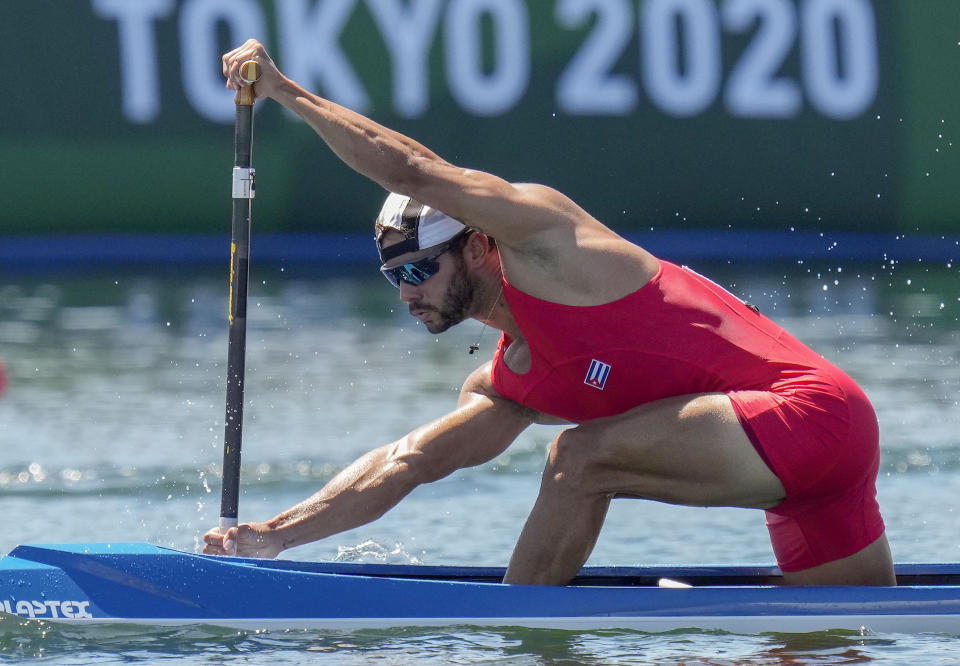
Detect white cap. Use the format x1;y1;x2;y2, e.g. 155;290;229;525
375;193;467;263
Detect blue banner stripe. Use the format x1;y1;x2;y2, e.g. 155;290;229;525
0;230;957;272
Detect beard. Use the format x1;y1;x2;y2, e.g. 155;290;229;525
409;259;475;334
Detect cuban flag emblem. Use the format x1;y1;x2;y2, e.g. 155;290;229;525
584;359;612;390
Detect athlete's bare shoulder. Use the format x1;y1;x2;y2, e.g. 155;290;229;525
459;362;570;426
498;226;658;309
458;362;519;409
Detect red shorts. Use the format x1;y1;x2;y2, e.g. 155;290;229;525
729;369;885;572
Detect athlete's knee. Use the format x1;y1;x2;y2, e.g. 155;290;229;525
542;427;599;494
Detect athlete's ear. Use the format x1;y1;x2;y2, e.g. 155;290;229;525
464;231;494;266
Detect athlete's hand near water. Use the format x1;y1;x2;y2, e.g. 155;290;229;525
203;522;283;558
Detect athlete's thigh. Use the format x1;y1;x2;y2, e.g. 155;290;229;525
569;392;785;509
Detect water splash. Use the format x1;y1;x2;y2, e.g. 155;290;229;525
334;539;423;565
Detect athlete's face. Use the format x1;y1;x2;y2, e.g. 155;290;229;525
379;232;476;334
404;254;475;334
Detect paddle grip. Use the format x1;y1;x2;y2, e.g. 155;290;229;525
235;61;261;106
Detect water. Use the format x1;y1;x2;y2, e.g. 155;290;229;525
0;259;958;663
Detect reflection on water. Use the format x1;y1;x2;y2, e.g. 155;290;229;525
1;612;954;665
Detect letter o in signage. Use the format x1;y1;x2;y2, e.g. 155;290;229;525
444;0;531;116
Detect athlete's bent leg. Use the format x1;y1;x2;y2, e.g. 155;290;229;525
503;393;785;585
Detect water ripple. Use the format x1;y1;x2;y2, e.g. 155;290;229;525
0;614;950;665
1;442;958;501
0;461;339;499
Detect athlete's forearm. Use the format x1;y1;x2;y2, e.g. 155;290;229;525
264;441;424;552
223;39;464;210
261;389;530;553
269;77;447;197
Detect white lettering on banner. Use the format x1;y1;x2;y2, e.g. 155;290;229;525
279;0;370;113
91;0;880;123
722;0;802;118
642;0;722;117
180;0;267;123
801;0;878;120
555;0;637;115
367;0;444;118
445;0;530;116
91;0;175;124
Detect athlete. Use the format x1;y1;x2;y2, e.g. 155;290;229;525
204;40;896;586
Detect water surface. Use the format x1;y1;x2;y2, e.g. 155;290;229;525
0;259;958;663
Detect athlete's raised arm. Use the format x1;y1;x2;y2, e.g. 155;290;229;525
221;40;596;250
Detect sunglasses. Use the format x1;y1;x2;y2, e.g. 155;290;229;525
380;243;453;288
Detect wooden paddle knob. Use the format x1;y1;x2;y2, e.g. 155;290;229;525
235;61;261;106
239;60;261;85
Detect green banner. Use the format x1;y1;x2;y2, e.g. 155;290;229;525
2;0;958;236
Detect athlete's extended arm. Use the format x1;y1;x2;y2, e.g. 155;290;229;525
220;40;592;249
202;363;533;557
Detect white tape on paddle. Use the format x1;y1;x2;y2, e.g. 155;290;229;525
218;516;239;555
232;167;256;199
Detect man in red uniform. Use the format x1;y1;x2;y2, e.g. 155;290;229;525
205;40;895;586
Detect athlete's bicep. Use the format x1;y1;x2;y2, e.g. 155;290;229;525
457;362;499;408
395;365;533;480
454;363;536;465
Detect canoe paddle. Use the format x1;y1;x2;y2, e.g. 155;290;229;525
219;60;261;550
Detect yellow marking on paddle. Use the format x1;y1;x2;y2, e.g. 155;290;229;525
228;242;236;324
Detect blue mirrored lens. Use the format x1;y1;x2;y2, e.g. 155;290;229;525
382;258;440;288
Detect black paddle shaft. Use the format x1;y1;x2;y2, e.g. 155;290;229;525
220;62;259;528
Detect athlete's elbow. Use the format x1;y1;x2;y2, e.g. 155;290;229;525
388;439;457;486
381;154;451;200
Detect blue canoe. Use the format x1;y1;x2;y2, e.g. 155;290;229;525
2;542;960;633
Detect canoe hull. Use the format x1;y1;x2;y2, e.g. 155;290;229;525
3;542;960;633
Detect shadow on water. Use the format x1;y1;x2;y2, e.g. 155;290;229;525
760;630;894;664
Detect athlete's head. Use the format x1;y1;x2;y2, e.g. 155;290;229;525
374;193;477;333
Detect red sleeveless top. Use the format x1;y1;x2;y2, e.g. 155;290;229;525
491;260;840;423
